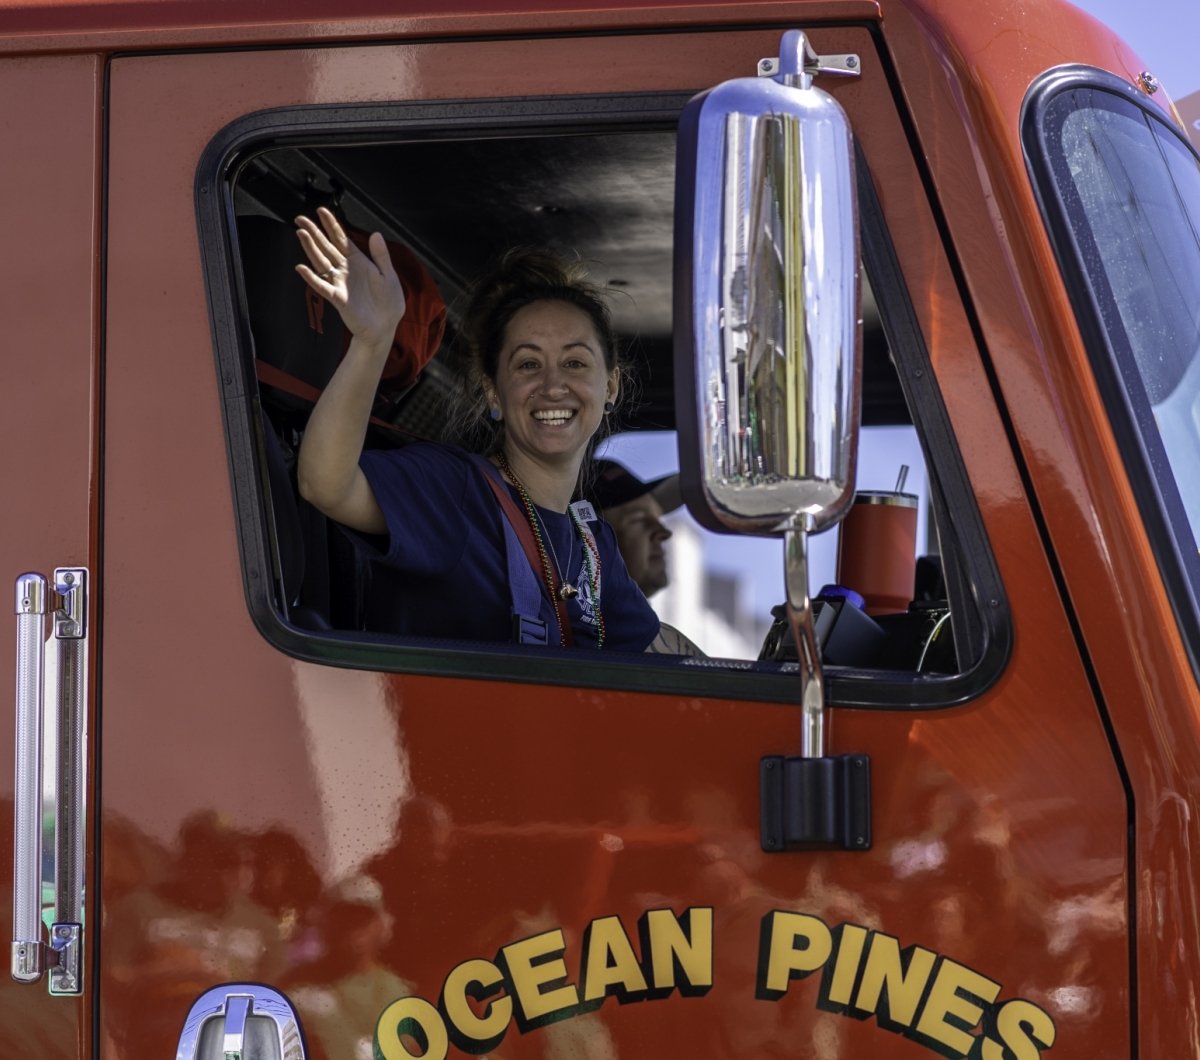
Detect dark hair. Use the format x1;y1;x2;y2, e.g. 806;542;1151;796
464;248;619;378
446;248;625;465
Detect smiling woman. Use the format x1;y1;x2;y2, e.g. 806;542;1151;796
456;248;623;509
293;211;659;652
483;298;616;482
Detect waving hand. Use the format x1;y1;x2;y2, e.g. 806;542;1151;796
294;206;406;346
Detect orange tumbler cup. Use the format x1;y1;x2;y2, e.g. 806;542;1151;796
836;491;918;616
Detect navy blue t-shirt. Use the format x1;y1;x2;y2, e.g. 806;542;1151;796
356;442;660;651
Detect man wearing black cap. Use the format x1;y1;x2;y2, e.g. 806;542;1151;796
592;459;682;598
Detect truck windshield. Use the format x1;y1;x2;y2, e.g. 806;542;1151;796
1036;83;1200;622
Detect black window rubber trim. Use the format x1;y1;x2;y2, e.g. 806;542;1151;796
196;90;1009;708
1021;65;1200;685
855;144;1011;698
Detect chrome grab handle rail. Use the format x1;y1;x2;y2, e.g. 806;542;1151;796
12;574;47;983
49;568;86;995
11;568;88;993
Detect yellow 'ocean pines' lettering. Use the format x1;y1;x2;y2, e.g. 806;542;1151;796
496;928;580;1031
439;957;512;1054
975;998;1057;1059
755;911;833;999
639;907;714;997
580;915;650;1004
753;918;1057;1057
852;931;939;1028
373;906;1059;1059
374;996;449;1060
912;958;1002;1055
818;923;870;1011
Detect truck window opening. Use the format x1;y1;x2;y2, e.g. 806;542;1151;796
221;116;1002;699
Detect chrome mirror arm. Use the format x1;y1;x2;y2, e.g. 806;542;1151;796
784;528;825;759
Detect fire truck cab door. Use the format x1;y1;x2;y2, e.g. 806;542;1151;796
97;25;1131;1060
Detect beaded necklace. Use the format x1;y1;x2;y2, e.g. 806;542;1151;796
541;512;577;601
495;450;605;649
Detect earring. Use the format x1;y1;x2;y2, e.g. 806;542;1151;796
603;400;615;414
489;406;502;422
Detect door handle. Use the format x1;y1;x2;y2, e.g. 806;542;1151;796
10;568;88;994
177;984;307;1060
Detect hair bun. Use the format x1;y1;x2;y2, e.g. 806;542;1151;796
463;248;607;360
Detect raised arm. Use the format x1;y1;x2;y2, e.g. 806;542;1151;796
293;207;405;534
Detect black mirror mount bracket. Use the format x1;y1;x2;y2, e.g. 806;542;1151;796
760;753;872;852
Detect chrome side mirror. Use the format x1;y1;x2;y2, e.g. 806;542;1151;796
676;28;862;755
674;29;861;541
675;31;870;851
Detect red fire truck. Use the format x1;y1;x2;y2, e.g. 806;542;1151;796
4;0;1200;1056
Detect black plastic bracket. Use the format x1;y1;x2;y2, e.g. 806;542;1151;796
760;754;872;852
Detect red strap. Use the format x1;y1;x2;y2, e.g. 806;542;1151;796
255;360;413;437
481;473;574;647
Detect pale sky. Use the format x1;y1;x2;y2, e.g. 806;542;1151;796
1070;0;1198;100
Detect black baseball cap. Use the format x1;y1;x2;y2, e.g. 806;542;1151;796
592;459;682;514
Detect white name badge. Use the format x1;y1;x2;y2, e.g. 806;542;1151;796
571;500;598;523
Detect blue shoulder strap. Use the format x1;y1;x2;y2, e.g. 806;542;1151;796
469;455;557;646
